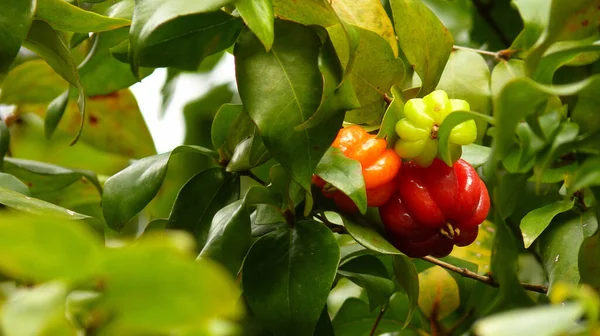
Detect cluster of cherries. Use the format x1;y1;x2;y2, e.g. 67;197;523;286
313;91;490;258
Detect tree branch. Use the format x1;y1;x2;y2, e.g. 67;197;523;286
421;256;548;294
369;303;388;336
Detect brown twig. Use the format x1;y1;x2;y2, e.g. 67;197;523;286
369;303;388;336
383;93;393;105
452;45;517;61
421;256;548;294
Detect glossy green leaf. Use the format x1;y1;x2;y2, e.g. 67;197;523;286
243;220;340;336
236;21;343;190
534;41;600;84
223;109;270;172
338;255;395;310
96;239;242;333
4;157;101;195
0;187;91;220
342;215;403;255
315;147;367;214
0;0;35;80
272;0;358;82
332;0;398;56
344;27;405;126
24;20;86;144
44;88;69;142
129;0;241;76
0;119;9;170
0;173;29;195
510;0;549;52
295;36;360;131
437;111;494;166
392;254;419;327
102;145;218;231
580;228;600;292
0;214;100;283
462;144;492;167
539;212;587;291
473;303;584;336
490;214;535;309
390;0;453;96
168;167;240;247
436;49;492;139
0;60;68;105
526;0;600;70
235;0;274;51
0;282;75;336
377;86;404;145
211;104;242;151
79;28;153;97
35;0;131;33
494;76;600;159
568;157;600;195
332;295;413;335
521;200;575;248
490;59;527;100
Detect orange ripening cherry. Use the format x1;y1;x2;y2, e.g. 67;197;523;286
313;125;402;213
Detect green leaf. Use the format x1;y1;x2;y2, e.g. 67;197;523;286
490;59;527;100
331;296;410;335
236;21;343;190
0;60;68;105
473;303;584;336
35;0;131;33
0;214;101;283
0;119;9;170
580;227;600;292
526;0;600;70
377;85;404;144
342;215;403;255
436;49;492;139
331;0;399;56
462;144;492;168
437;110;494;166
295;35;360;131
4;157;101;195
168;167;240;247
510;0;549;52
271;0;358;82
44;89;69;140
0;187;91;221
568;157;600;195
243;220;340;336
392;255;419;327
129;0;242;76
235;0;274;51
338;255;395;311
534;40;600;84
102;145;218;231
198;200;250;276
222;109;270;172
539;212;587;291
24;20;86;144
0;0;35;80
315;147;367;214
344;27;405;126
520;200;575;248
494;76;600;159
211;104;243;151
490;214;534;310
8;114;130;176
0;173;30;195
0;282;75;336
79;28;153;97
96;238;242;333
390;0;453;96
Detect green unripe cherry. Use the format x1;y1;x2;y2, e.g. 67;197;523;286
394;90;477;167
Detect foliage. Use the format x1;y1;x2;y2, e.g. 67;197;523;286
0;0;600;335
